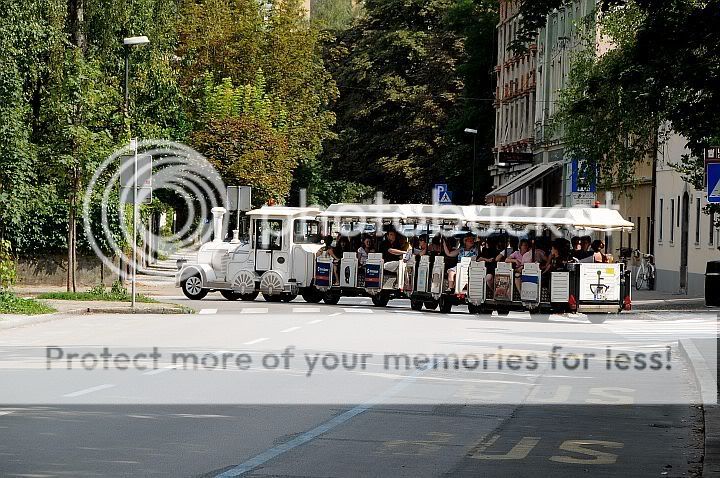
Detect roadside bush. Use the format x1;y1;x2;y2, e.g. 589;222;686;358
0;240;17;290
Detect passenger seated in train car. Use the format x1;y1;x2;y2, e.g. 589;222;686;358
357;236;375;267
591;239;609;263
414;234;429;257
540;238;571;296
571;236;581;254
379;230;410;274
317;235;341;285
428;233;443;256
573;235;594;261
502;238;529;294
477;236;500;292
442;233;478;291
522;237;548;266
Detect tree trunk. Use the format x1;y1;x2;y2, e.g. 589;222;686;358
67;0;86;52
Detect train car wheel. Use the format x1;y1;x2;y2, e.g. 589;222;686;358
424;300;439;311
323;291;341;305
371;293;390;307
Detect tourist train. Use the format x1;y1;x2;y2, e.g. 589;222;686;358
175;203;634;323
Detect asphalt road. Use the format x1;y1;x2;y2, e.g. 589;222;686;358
0;295;714;477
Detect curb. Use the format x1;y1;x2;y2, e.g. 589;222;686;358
679;339;719;478
0;305;193;331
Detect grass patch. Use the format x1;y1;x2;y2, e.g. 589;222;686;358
0;292;55;315
36;291;157;303
36;283;157;304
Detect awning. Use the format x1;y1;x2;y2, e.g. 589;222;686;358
485;162;562;201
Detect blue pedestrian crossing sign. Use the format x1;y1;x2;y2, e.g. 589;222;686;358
708;163;720;203
433;183;453;205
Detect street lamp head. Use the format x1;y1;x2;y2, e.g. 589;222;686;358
123;36;150;47
464;128;478;134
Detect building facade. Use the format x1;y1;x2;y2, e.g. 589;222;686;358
653;131;717;295
488;0;537;205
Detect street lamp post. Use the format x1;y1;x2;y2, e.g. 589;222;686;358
123;35;150;309
464;128;478;204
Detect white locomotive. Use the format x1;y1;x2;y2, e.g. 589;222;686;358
176;206;324;302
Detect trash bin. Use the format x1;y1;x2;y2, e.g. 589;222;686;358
705;261;720;306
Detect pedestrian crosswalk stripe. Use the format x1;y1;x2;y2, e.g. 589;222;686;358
240;308;269;314
292;307;321;313
199;308;217;315
343;308;373;314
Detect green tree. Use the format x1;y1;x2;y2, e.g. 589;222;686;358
321;0;497;202
311;0;363;31
191;73;293;204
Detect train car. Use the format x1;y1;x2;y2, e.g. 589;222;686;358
463;206;634;322
314;204;411;306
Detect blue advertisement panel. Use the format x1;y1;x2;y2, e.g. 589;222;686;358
315;261;331;288
365;264;381;289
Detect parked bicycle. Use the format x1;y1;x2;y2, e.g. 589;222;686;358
633;249;655;290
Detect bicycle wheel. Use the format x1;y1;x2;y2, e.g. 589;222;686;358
647;263;656;289
635;265;645;290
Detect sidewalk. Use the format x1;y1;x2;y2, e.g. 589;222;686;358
680;338;720;478
633;288;707;310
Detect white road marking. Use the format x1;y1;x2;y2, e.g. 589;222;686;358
143;365;176;376
63;384;116;398
243;337;269;345
0;411;13;417
328;312;343;317
241;308;269;314
292;307;321;313
306;319;324;325
199;308;217;315
281;326;301;333
343;308;373;314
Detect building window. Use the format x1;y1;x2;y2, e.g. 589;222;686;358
636;217;641;250
670;199;675;243
711;212;715;246
647;217;651;252
695;198;701;244
658;199;664;242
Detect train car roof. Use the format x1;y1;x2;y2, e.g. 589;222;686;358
318;203;408;220
246;206;323;219
463;206;634;231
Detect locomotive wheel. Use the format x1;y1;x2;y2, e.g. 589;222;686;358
240;291;259;301
181;274;208;300
262;293;282;302
220;290;242;301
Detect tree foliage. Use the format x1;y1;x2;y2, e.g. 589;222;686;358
321;0;498;202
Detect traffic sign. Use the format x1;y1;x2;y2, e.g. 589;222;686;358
433;183;453;204
438;190;453;204
708;163;720;203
